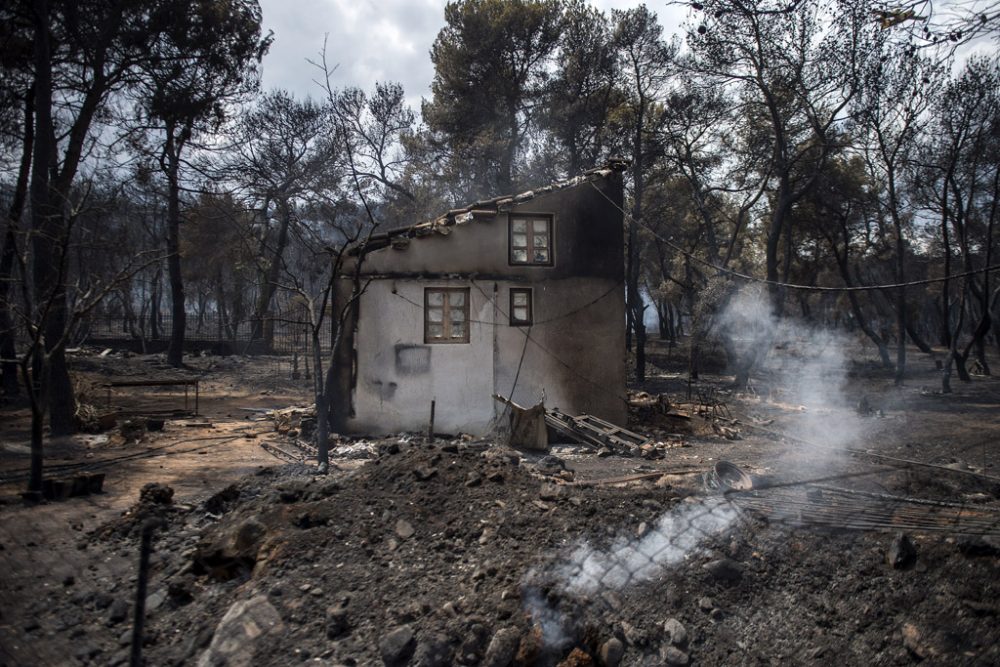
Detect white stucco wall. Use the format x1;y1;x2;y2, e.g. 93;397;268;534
347;276;626;436
348;279;497;435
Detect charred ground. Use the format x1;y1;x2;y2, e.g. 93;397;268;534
1;341;999;666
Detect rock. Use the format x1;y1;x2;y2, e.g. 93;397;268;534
145;589;166;612
620;621;646;646
537;455;566;472
326;606;350;639
702;558;742;583
395;519;416;540
956;535;1000;557
557;647;594;666
887;532;917;569
465;472;483;487
698;596;714;612
107;598;129;625
192;517;267;581
515;626;542;665
167;577;194;605
663;618;688;647
598;638;625;667
379;625;416;667
482;627;520;667
539;484;564;501
413;466;438;481
660;645;690;666
487;470;505;483
277;482;307;503
901;622;931;659
196;596;285;667
73;643;100;660
139;482;174;505
413;633;452;667
461;622;490;661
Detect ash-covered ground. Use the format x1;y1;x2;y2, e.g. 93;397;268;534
2;340;1000;666
5;437;1000;667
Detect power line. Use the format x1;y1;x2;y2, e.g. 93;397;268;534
589;182;1000;293
389;286;630;406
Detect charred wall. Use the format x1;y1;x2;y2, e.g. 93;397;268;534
343;171;626;435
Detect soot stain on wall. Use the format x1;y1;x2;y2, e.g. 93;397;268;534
394;344;431;375
370;379;398;405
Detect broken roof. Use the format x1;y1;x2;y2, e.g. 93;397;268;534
354;158;629;255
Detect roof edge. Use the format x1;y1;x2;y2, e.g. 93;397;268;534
351;158;629;256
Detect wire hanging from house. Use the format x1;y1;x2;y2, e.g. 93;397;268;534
588;181;1000;293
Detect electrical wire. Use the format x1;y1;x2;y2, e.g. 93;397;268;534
389;286;631;406
589;181;1000;293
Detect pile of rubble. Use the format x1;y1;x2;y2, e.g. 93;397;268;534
64;440;1000;667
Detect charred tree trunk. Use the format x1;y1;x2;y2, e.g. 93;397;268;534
1;89;33;397
942;283;967;393
905;319;933;355
149;268;161;340
849;291;893;369
892;222;906;386
164;122;190;368
251;200;293;350
627;113;646;381
766;188;792;317
26;0;53;490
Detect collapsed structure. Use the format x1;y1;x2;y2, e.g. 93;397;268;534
330;160;629;435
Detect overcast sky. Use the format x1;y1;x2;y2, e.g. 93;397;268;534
256;0;689;107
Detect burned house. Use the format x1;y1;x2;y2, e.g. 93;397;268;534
331;160;628;436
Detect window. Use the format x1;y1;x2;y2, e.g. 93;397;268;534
509;215;552;265
509;288;533;326
424;288;470;343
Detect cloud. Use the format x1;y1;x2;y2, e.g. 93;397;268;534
259;0;445;105
258;1;690;107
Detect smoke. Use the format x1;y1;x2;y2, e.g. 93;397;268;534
716;285;867;471
523;498;739;652
555;497;739;595
522;285;867;650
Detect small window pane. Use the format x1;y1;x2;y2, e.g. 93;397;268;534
449;291;465;307
512;292;527;307
451;322;465;338
513;306;528;321
513;248;528;262
427;292;443;306
427;323;443;338
512;233;528;248
532;219;548;233
450;309;465;323
532;234;548;247
534;249;549;263
512;219;527;233
427;308;443;323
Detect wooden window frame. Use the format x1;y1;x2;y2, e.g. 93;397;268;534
508;214;554;266
424;287;470;344
509;288;533;326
